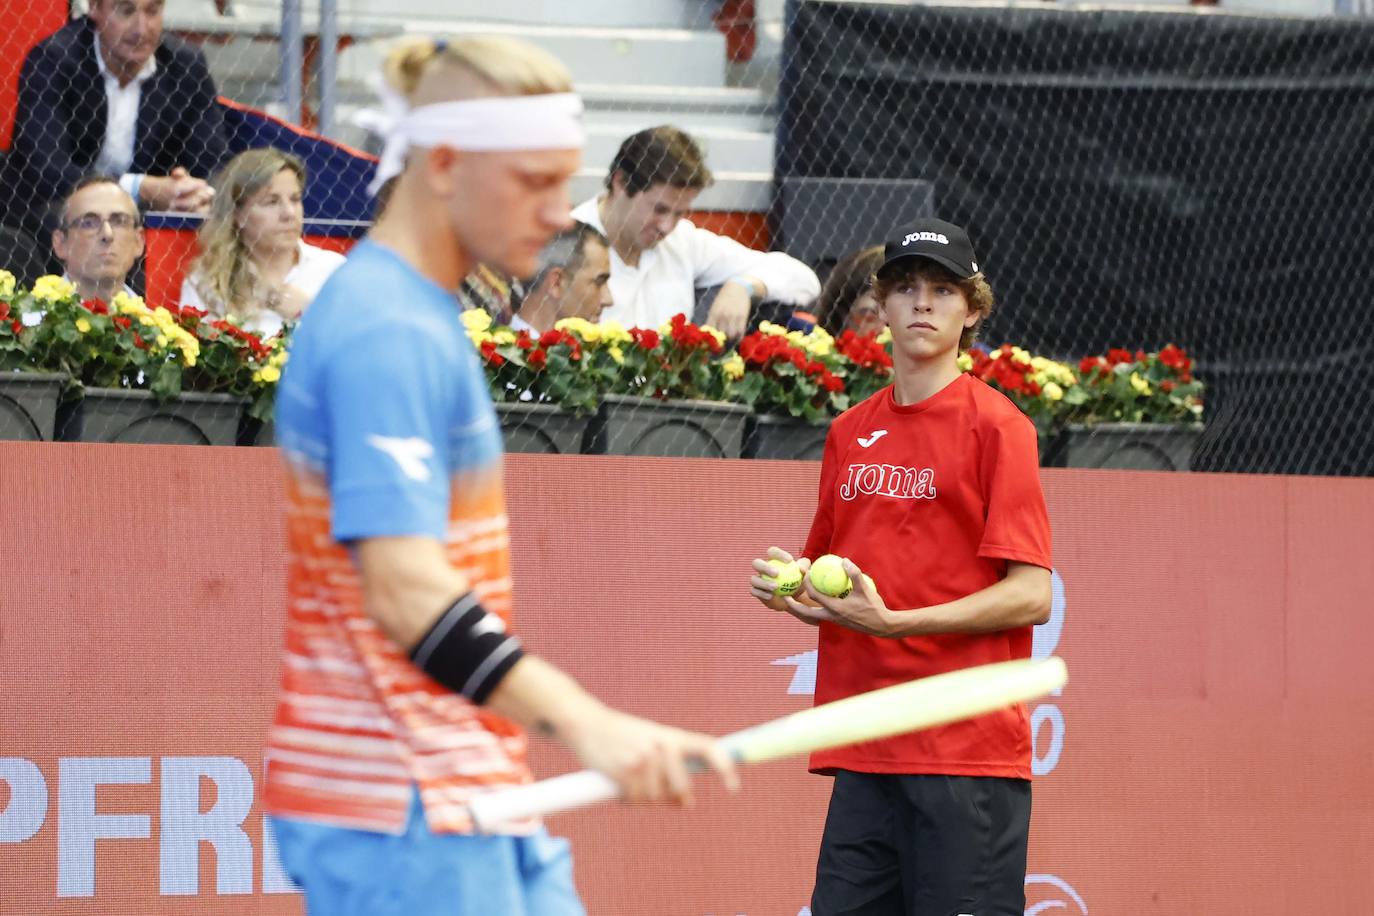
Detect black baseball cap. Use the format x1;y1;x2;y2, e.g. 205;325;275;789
879;218;981;279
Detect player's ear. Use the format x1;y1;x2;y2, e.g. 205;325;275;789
422;145;463;196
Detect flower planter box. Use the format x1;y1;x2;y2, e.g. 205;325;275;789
1042;422;1203;471
0;371;67;441
56;388;247;446
237;417;276;447
496;402;591;455
742;413;830;461
582;394;749;459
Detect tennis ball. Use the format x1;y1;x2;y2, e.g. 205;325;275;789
809;554;852;598
764;560;804;597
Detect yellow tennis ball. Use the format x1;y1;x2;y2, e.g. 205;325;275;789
809;554;852;598
764;560;804;597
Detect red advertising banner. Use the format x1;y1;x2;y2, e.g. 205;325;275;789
2;442;1373;914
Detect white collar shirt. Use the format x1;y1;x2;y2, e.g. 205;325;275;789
571;197;819;331
93;35;158;183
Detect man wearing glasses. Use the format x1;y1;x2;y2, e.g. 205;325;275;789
49;176;144;307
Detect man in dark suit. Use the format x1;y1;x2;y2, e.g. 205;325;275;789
1;0;229;241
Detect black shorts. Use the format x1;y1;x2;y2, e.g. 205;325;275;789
811;770;1031;916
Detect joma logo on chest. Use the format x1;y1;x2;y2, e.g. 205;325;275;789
840;463;937;501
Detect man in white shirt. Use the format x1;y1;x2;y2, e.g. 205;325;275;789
571;125;819;339
511;222;613;335
52;177;143;303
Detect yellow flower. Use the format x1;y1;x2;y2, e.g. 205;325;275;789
607;345;625;365
0;269;16;299
957;352;973;372
491;328;516;346
112;290;146;313
876;328;892;345
721;353;745;381
1130;372;1152;396
598;320;632;344
554;316;600;343
75;318;91;334
758;321;789;337
31;275;76;304
155;334;169;347
257;365;281;384
1042;381;1065;402
461;308;492;334
705;327;726;348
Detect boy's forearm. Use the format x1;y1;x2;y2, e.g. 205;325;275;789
889;566;1051;637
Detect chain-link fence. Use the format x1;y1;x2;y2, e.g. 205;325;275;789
2;0;1372;474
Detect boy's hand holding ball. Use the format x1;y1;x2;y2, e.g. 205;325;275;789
808;555;880;602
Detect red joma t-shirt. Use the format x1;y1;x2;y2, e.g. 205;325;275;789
802;374;1052;779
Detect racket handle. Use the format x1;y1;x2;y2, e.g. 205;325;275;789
468;770;619;832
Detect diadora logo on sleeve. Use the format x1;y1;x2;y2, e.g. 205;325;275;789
902;230;949;246
366;435;435;483
840;463;936;501
857;429;888;448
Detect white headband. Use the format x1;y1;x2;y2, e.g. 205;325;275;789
354;76;585;195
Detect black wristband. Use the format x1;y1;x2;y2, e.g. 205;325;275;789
409;592;525;704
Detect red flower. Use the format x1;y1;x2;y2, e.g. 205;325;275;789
9;319;21;335
1107;348;1135;365
1079;355;1105;376
479;339;505;367
133;333;148;350
516;331;534;351
1161;380;1176;393
630;328;659;350
0;303;9;322
820;370;844;393
112;316;132;331
1158;344;1192;374
528;349;548;370
80;298;109;315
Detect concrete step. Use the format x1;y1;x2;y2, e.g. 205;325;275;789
332;0;715;29
332;21;728;88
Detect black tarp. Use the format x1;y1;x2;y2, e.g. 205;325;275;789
777;0;1374;475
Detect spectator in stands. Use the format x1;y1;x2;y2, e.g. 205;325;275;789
813;244;886;339
572;125;818;339
51;176;143;304
511;222;613;335
180;148;345;337
0;0;228;242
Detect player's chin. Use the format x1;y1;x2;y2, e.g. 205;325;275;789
494;251;540;281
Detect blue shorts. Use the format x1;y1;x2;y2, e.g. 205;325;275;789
270;789;586;916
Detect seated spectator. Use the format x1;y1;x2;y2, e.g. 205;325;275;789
180;149;345;337
813;244;886;339
51;176;144;304
572;125;819;339
511;222;613;335
0;0;228;241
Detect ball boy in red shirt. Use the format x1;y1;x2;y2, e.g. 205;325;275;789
751;218;1053;916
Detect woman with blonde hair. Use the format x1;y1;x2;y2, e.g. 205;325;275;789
261;35;737;916
179;147;344;335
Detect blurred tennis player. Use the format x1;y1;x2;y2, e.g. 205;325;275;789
750;220;1053;915
263;35;737;915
